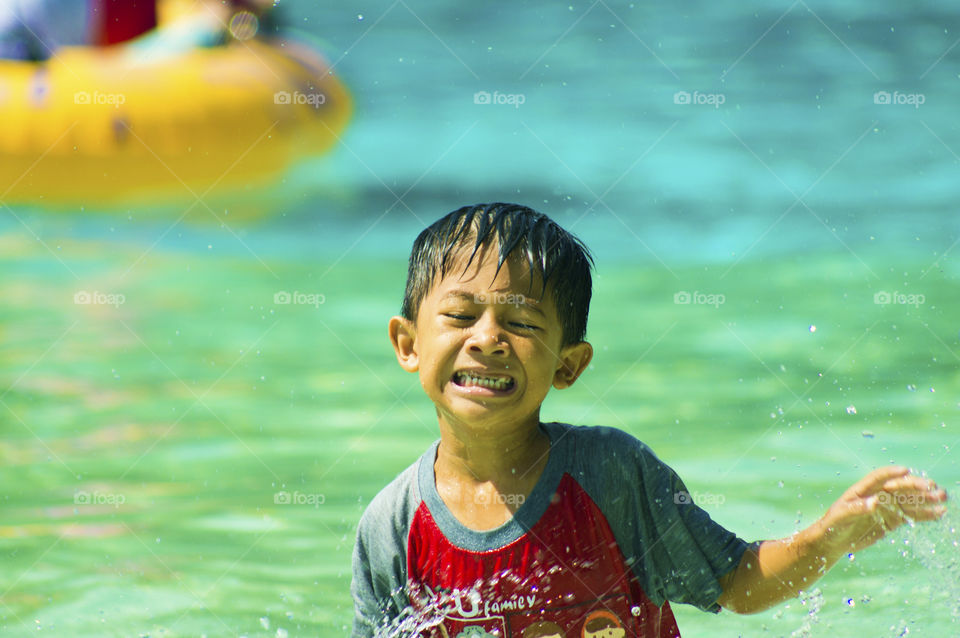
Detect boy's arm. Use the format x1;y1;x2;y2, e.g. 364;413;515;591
716;466;947;614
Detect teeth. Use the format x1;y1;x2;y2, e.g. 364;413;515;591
455;372;514;390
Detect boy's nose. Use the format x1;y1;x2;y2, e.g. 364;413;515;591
466;317;508;355
468;332;508;355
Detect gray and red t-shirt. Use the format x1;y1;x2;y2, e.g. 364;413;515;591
351;422;748;637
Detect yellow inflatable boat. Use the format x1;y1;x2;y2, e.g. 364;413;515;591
0;37;351;208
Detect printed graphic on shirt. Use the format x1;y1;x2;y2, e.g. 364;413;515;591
521;620;566;637
446;625;499;638
581;610;625;638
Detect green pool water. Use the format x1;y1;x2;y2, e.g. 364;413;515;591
3;1;960;635
0;216;956;636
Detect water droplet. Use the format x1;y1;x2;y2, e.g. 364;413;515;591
809;325;816;333
845;597;855;606
630;605;641;616
846;405;857;415
357;14;364;20
862;430;875;438
907;384;917;392
260;617;270;630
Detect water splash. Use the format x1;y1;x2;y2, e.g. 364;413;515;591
900;502;960;621
789;588;823;638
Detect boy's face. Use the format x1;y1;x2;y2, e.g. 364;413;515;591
389;242;592;434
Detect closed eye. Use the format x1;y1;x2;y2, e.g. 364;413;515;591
444;313;473;321
510;322;540;331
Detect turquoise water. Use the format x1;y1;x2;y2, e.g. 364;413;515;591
2;1;959;636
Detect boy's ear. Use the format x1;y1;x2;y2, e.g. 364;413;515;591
388;316;419;373
553;341;593;389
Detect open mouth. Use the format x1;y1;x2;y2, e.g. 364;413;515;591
452;370;516;392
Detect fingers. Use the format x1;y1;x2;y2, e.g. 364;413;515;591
848;466;910;499
881;475;942;494
877;475;948;522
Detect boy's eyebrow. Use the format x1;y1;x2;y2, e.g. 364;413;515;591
443;290;545;315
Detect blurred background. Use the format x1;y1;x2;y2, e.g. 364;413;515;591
1;0;958;636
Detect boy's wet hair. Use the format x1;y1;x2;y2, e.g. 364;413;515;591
401;202;593;345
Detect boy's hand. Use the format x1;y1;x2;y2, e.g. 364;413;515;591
719;465;947;615
814;466;948;558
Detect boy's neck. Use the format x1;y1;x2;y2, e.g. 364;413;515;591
435;415;550;486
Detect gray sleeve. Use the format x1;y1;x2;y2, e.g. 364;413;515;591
568;425;748;613
351;461;422;638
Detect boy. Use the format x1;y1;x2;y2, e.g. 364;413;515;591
351;203;947;637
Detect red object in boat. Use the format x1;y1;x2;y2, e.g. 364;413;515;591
89;0;158;46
